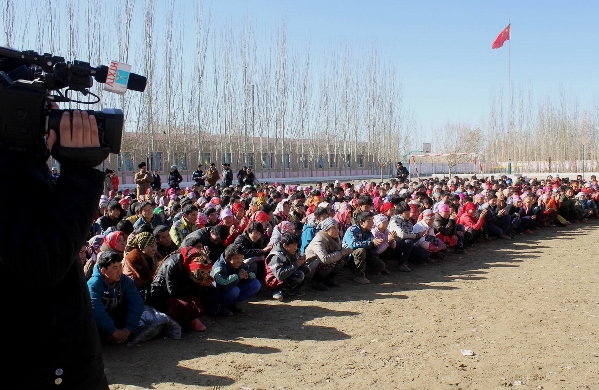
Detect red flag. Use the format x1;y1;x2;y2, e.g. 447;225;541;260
492;24;510;49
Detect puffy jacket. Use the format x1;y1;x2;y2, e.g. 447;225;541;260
168;170;183;188
305;230;344;265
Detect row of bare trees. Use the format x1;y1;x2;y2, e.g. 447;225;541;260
2;0;597;176
433;85;599;173
1;0;411;176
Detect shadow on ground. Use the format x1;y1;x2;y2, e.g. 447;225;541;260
103;220;599;388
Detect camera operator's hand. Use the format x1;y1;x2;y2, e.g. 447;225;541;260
46;110;100;150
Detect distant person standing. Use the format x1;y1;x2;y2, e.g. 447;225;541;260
104;169;114;195
168;165;183;190
151;169;162;191
192;164;205;189
222;163;233;187
135;162;153;200
396;162;409;183
244;167;257;187
205;162;220;187
237;166;247;186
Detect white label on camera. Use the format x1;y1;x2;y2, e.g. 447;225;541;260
104;61;131;95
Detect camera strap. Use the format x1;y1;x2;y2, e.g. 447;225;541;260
51;146;110;168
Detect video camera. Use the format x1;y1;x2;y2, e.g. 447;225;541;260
0;46;146;163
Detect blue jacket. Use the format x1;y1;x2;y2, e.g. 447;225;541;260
87;264;144;335
300;225;319;255
211;254;256;292
342;225;375;250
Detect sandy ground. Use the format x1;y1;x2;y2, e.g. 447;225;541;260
105;221;599;390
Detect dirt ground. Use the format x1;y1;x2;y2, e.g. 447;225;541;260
105;221;599;390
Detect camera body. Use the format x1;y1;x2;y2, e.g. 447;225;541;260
0;47;145;162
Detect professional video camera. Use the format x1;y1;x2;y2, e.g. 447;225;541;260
0;46;146;164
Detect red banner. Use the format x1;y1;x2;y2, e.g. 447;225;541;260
492;24;510;49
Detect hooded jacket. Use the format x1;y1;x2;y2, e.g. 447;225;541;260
87;263;144;336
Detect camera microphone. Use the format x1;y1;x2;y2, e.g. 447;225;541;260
93;65;147;92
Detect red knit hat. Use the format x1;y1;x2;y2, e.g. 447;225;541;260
231;202;244;214
254;211;269;223
380;202;395;214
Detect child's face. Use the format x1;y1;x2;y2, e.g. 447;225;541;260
157;231;172;246
249;230;262;242
227;254;244;269
101;262;122;283
79;246;87;265
377;220;389;231
283;242;298;254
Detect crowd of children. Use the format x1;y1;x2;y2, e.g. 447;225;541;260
83;161;599;343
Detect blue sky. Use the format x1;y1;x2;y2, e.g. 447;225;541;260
3;0;596;134
206;0;599;129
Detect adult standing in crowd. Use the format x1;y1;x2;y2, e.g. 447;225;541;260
205;162;220;187
193;164;205;189
396;162;409;183
135;161;153;200
168;165;183;190
237;165;247;186
151;169;162;191
222;163;233;187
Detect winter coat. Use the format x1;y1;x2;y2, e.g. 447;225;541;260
433;213;457;236
123;248;157;291
233;232;266;259
111;175;120;191
237;169;247;184
342;224;375;250
370;226;396;255
457;212;485;231
267;242;300;281
304;230;344;265
87;263;144;336
192;169;205;187
300;217;319;255
97;215;119;233
223;168;233;186
149;251;198;306
205;167;220;186
0;148;108;389
211;254;256;292
388;215;418;239
133;215;162;230
168;170;183;188
134;170;154;199
151;173;161;190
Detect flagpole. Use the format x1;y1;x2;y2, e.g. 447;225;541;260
508;20;511;167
